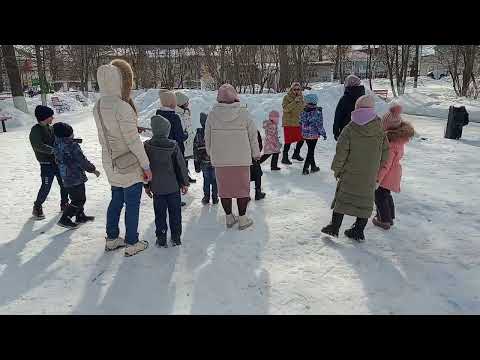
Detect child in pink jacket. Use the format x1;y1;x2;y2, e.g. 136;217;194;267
259;110;282;171
373;103;415;230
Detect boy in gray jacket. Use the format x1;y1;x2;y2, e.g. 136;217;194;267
144;116;190;247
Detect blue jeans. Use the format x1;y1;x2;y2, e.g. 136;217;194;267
153;191;182;238
106;182;143;245
202;165;217;199
34;163;69;207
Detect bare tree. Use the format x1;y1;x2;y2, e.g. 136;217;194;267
413;45;420;88
278;45;290;91
383;45;411;97
1;45;28;113
437;45;478;97
35;45;47;105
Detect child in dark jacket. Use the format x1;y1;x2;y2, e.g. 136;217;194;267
30;105;70;220
193;112;218;205
144;115;190;248
52;122;100;229
299;93;327;175
250;131;266;200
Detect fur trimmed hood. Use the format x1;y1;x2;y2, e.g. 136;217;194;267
386;120;415;142
110;59;137;114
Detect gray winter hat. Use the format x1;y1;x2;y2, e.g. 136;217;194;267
151;115;171;138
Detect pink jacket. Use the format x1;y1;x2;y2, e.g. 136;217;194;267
262;119;281;155
377;121;415;193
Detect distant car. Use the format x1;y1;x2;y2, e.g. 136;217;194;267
427;70;448;80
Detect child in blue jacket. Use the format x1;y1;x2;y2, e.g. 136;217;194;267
53;122;100;229
299;93;327;175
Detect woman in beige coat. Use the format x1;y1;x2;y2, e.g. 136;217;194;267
93;59;151;257
205;84;260;230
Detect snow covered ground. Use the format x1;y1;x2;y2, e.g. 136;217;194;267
367;77;480;122
1;93;479;314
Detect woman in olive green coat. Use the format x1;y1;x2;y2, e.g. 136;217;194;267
281;82;306;164
321;95;389;242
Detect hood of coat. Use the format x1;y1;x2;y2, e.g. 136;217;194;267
151;115;171;140
349;116;384;137
351;107;377;126
110;59;134;103
210;102;247;122
344;85;365;100
97;64;122;98
386;120;415;144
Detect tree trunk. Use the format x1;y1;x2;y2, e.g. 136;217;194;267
367;45;373;90
278;45;290;91
1;45;28;113
35;45;47;106
318;45;323;61
384;45;397;98
461;45;476;97
0;49;4;92
413;45;419;88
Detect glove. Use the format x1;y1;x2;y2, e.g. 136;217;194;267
94;170;101;177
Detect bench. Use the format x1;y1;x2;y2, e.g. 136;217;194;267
373;89;388;100
1;116;11;132
51;96;69;113
75;94;88;106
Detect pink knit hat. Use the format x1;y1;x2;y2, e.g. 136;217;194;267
159;90;177;109
382;102;403;130
344;74;362;88
217;84;240;104
355;94;375;109
269;110;280;124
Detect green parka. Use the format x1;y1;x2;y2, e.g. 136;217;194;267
331;116;389;219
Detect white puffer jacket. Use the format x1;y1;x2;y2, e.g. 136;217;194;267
93;64;149;188
205;102;260;167
176;106;194;158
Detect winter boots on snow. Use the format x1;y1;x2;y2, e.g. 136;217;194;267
321;213;367;242
32;204;45;220
156;234;168;248
226;214;238;228
238;215;254;230
124;240;149;257
321;212;344;237
105;237;126;251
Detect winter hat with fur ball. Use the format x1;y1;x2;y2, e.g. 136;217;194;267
159;90;177;109
382;102;403;130
217;84;240;104
35;105;54;122
268;110;280;124
304;93;318;105
355;94;375;109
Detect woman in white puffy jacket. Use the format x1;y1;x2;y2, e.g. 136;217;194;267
175;91;196;183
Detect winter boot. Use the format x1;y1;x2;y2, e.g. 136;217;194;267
156;234;167;248
344;218;368;242
57;216;79;230
311;165;320;173
212;195;219;204
32;204;45;220
171;235;182;247
105;237;126;251
201;195;210;205
372;216;391;230
226;214;238;228
281;150;292;165
292;151;304;162
302;169;310;175
255;189;266;201
271;154;281;170
238;215;253;230
124;240;149;257
321;212;344;238
76;212;95;224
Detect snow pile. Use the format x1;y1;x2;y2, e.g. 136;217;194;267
135;83;390;140
369;77;480;122
0;101;36;129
